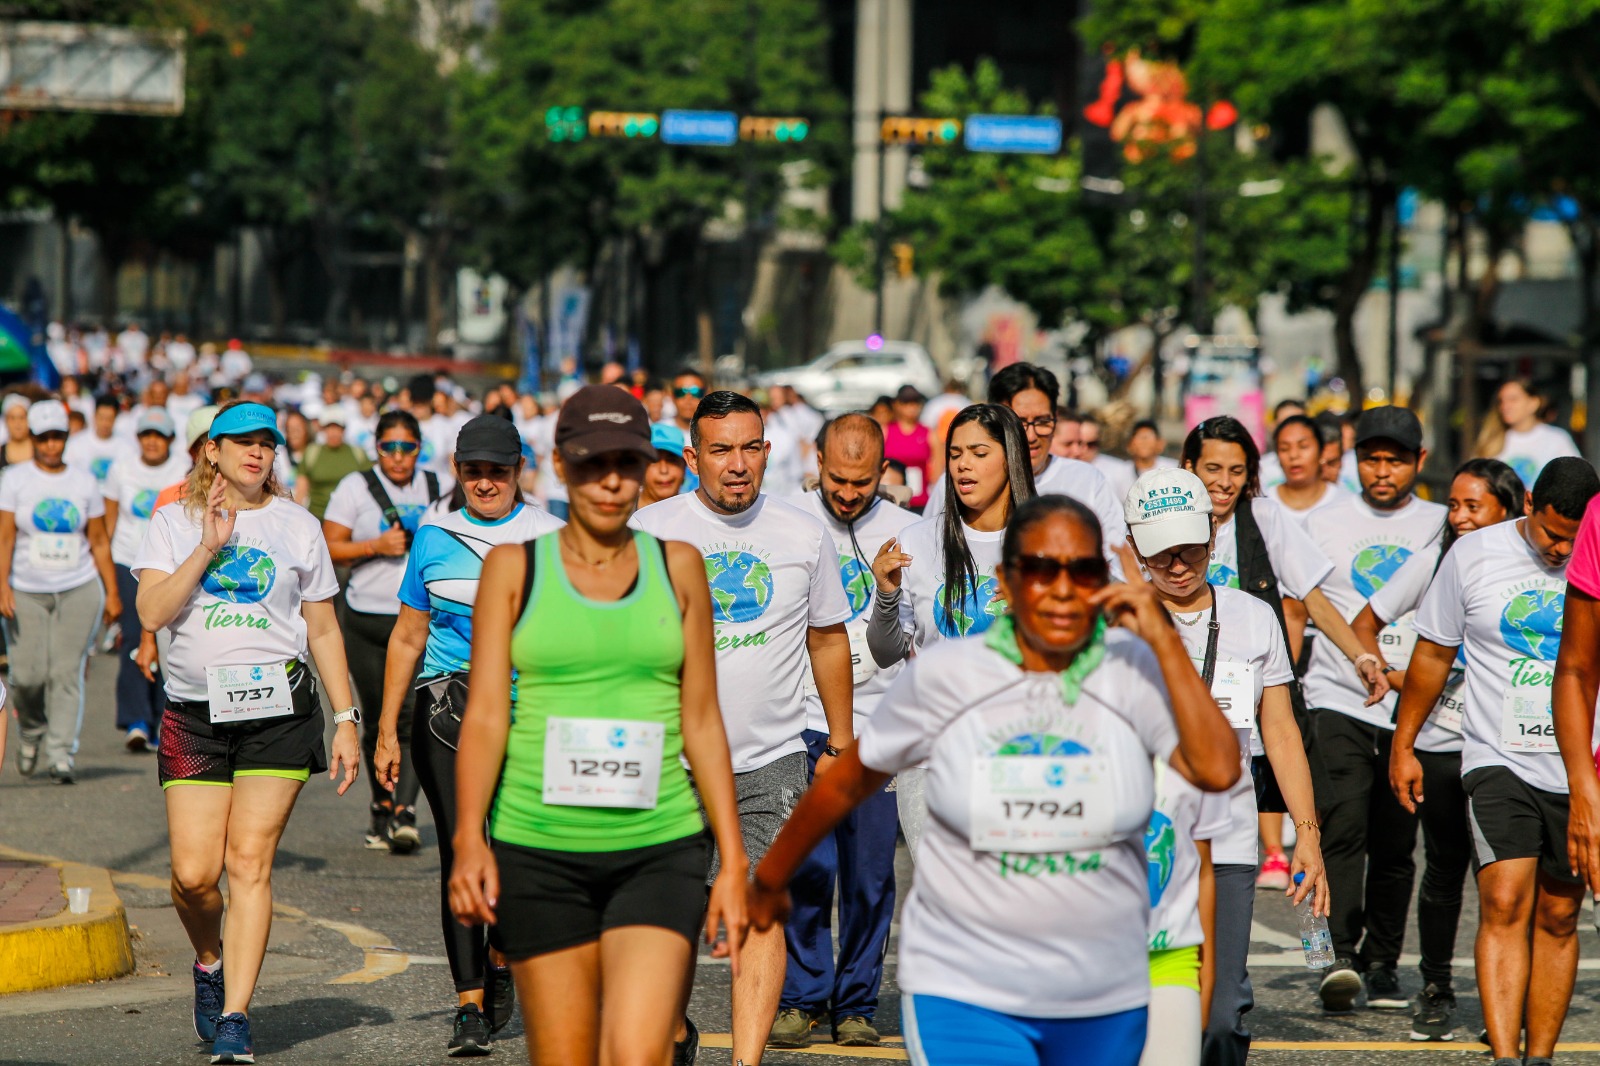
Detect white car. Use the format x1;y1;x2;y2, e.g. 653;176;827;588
758;341;942;416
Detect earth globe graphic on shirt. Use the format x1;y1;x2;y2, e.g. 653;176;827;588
131;488;159;520
31;498;81;533
395;503;428;533
1351;544;1412;598
90;457;113;481
704;551;773;624
838;554;873;621
1500;588;1564;661
1207;561;1239;589
1145;811;1177;904
994;733;1090;757
1507;457;1539;488
202;545;278;605
934;576;1005;638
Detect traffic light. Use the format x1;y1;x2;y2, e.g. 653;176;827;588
880;117;961;146
740;116;809;143
588;111;660;139
545;106;585;142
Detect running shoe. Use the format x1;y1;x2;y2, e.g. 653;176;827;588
389;806;421;855
1256;851;1290;890
210;1013;253;1064
193;961;225;1041
767;1008;819;1048
365;802;393;850
1365;965;1407;1010
47;763;74;785
126;724;152;753
833;1015;880;1047
1318;957;1361;1013
447;1004;491;1057
15;737;38;776
673;1016;699;1066
484;963;514;1034
1409;982;1455;1041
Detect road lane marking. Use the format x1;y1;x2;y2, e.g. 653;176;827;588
699;1034;906;1058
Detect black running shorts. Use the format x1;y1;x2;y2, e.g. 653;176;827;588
1464;764;1579;883
158;674;328;788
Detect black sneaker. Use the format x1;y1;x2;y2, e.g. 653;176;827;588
1365;965;1407;1010
673;1016;699;1066
1409;982;1455;1041
365;802;393;850
1318;957;1362;1013
389;806;421;855
447;1004;491;1057
192;961;225;1041
484;964;515;1035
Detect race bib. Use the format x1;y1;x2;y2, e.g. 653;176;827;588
543;717;664;809
1500;681;1557;753
969;755;1117;853
29;534;80;571
1379;615;1419;670
1432;673;1465;735
847;620;876;686
1211;660;1257;732
205;663;294;724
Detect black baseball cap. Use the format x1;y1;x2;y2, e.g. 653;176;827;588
556;385;655;463
454;414;523;465
1353;406;1423;454
894;384;927;404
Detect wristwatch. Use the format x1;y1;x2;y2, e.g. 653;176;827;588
333;707;361;726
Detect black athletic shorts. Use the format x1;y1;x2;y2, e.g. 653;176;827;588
158;671;328;788
490;832;710;961
1464;764;1580;883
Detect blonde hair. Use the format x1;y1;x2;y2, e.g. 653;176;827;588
1474;378;1547;459
183;399;289;520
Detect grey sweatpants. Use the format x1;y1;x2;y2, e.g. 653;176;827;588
7;579;104;771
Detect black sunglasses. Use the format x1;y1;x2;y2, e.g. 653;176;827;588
1143;543;1210;570
1009;553;1110;589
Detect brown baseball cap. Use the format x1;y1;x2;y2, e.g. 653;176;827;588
555;385;656;463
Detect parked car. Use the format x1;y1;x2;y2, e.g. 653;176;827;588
756;340;942;416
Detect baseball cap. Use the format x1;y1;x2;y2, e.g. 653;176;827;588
1353;406;1423;454
651;422;687;459
556;385;655;464
208;402;287;448
136;408;176;438
26;400;68;436
1;394;30;416
318;407;346;427
186;405;220;449
1123;468;1214;557
454;414;523;466
894;384;927;404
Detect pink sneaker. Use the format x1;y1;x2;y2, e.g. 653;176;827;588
1256;851;1290;890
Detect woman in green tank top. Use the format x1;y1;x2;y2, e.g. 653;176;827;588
449;386;747;1066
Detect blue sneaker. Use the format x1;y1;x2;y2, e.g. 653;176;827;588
210;1012;254;1064
192;962;225;1041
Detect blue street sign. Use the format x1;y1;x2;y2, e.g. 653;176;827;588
661;109;739;147
964;114;1063;154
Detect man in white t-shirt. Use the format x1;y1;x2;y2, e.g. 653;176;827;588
1303;406;1446;1013
631;390;853;1066
1392;458;1599;1065
65;396;127;489
1082;413;1136;500
776;414;918;1050
406;375;456;479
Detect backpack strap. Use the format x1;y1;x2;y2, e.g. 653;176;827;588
424;472;441;503
1233;498;1290;638
361;470;402;530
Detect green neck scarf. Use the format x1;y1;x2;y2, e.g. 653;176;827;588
984;613;1108;705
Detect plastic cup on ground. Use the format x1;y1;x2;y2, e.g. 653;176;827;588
66;887;91;914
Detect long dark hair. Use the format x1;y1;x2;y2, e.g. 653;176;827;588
940;404;1036;612
1182;416;1261;501
375;409;422;441
1271;413;1324;452
1439;458;1524;562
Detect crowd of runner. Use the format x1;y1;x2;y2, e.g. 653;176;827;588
2;334;1599;1066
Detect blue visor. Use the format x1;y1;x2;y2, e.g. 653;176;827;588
208;403;286;448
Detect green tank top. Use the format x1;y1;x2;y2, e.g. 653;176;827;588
490;530;703;852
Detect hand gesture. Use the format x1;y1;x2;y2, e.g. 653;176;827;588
102;589;122;629
1089;577;1172;645
328;721;360;796
0;584;15;620
705;867;749;978
448;835;500;927
1389;746;1425;814
374;729;402;793
373;524;409;558
871;537;912;594
746;875;792;935
1358;658;1392;706
136;631;160;682
201;476;235;554
1288;832;1331;917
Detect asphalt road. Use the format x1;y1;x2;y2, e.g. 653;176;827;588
5;653;1600;1064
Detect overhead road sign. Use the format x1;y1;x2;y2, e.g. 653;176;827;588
588;111;659;138
740;116;809;142
661;109;739;147
881;117;961;146
964;114;1062;155
0;21;185;116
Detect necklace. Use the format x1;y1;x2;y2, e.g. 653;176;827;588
560;533;633;570
1173;610;1206;627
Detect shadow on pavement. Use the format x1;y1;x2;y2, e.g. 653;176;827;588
251;997;395;1054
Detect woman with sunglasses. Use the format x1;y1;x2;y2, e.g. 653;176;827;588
375;413;563;1056
323;410;451;852
1123;469;1328;1066
752;494;1240;1066
133;399;362;1064
0;399;118;783
866;404;1035;853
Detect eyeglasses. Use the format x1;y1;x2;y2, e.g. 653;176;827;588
673;386;705;399
379;441;420;456
1143;543;1210;570
1009;553;1110;589
1081;438;1101;451
1016;416;1057;435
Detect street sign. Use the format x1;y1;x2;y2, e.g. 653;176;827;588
1;21;185;115
661;109;739;147
881;117;961;145
964;114;1062;155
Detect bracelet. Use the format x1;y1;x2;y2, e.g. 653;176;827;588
197;543;219;558
1295;819;1321;832
1353;652;1383;673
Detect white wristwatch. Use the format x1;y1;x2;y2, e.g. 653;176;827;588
333;707;361;726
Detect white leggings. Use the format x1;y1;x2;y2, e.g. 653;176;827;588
1137;985;1201;1066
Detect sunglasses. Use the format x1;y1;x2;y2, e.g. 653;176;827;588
1009;553;1110;589
673;386;705;399
1143;543;1210;570
33;431;67;443
379;441;420;456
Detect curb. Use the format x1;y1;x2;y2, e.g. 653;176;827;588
0;851;134;995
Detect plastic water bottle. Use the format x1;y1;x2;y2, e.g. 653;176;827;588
1294;872;1334;970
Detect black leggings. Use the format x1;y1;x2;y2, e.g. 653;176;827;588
413;686;487;993
1415;747;1471;986
346;608;419;809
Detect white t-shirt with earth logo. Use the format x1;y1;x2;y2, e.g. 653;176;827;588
0;462;105;594
632;491;851;773
788;491;920;733
1497;424;1581;491
1206;498;1333;601
324;469;455;615
103;452;190;568
1303;493;1445;728
857;632;1178;1018
1366;544;1467;755
1414;521;1588;794
895;514;1006;653
134;496;341;703
1147;762;1231;952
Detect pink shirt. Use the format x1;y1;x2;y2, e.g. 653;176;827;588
1569;494;1600;599
884;422;933;509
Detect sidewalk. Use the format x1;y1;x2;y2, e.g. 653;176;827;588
0;848;134;994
